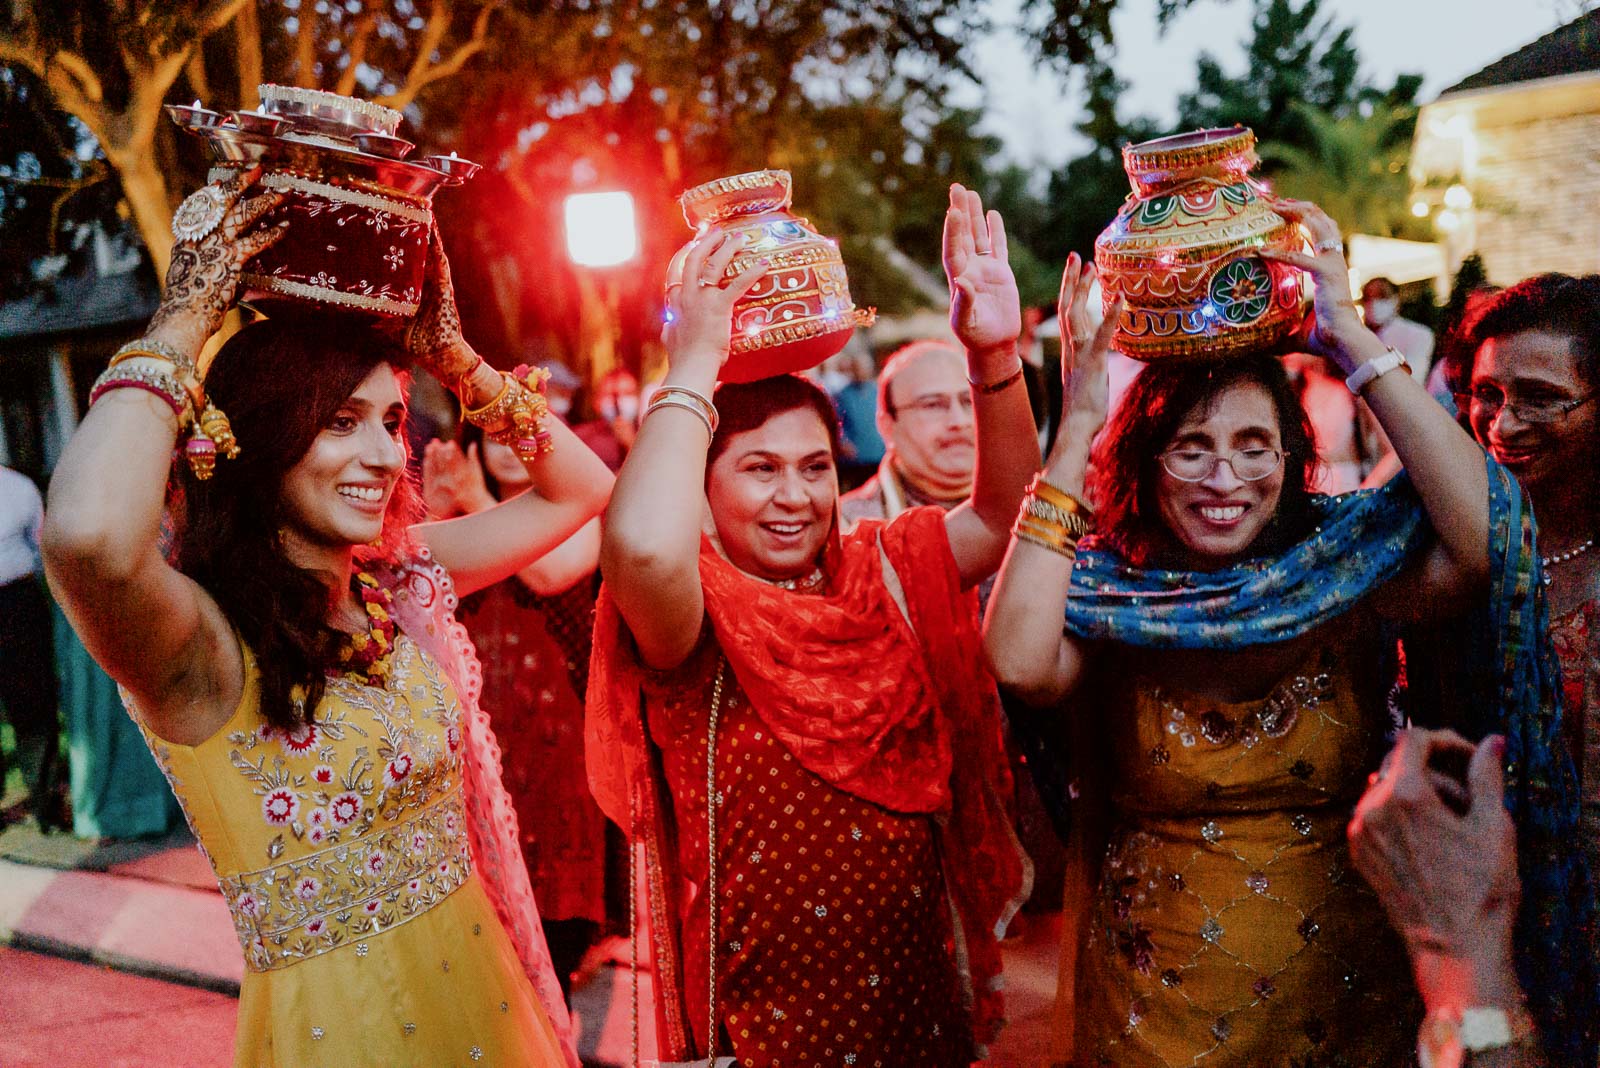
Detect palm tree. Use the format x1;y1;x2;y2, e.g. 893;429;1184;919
1259;101;1429;240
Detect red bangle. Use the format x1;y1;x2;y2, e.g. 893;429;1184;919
89;378;186;420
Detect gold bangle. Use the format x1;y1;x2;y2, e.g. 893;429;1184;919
1013;518;1079;557
462;367;554;463
1023;494;1091;539
460;370;512;420
645;395;714;438
113;338;196;376
1029;474;1093;518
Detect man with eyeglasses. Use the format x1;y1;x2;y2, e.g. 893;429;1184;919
841;339;980;527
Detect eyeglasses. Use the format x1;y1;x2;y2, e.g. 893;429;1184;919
1160;447;1284;483
892;392;975;419
1452;388;1597;425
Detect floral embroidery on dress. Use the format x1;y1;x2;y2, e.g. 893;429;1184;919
222;793;471;972
222;640;454;861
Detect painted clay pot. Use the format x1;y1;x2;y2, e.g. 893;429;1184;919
667;170;874;383
169;85;478;318
1094;126;1310;362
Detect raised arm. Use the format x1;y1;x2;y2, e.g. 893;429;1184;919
1262;199;1490;617
402;229;613;596
600;234;765;670
983;254;1120;706
43;170;285;742
420;439;601;596
939;184;1044;587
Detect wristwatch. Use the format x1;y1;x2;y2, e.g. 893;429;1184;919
1345;347;1411;394
1418;1005;1535;1068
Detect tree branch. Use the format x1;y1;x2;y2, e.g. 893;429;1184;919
184;49;212;101
378;2;493;110
234;0;262;108
335;15;379;97
195;0;248;37
295;2;319;87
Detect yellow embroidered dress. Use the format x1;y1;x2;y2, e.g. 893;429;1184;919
1069;635;1418;1066
135;633;568;1067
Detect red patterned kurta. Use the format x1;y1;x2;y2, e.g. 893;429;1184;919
1551;598;1600;883
642;635;972;1067
588;507;1029;1064
460;579;606;924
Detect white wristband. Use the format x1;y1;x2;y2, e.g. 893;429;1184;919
1345;347;1410;395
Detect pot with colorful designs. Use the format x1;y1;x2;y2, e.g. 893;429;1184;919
167;85;479;318
667;170;875;383
1094;126;1310;362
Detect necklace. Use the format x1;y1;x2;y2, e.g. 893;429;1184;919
768;566;826;593
335;570;397;686
1541;537;1596;586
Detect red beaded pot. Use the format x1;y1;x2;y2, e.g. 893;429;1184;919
168;85;478;318
667;170;875;383
1094;126;1310;362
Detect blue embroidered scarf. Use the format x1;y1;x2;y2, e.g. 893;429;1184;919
1021;456;1594;1063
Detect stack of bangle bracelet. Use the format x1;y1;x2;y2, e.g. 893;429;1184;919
460;363;554;463
645;385;719;438
1013;473;1093;557
89;338;240;480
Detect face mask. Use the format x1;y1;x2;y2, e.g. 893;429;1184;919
615;395;640;422
1365;297;1398;327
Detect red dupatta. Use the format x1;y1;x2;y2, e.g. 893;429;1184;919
587;506;1030;1056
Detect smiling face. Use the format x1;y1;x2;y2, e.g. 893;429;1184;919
279;363;409;569
1154;381;1286;568
1469;329;1598;495
707;406;839;581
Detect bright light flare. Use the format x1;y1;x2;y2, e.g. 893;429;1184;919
564;191;638;267
1411;201;1431;218
1443;183;1474;210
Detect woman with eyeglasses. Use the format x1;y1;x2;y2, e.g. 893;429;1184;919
1461;274;1600;861
984;202;1592;1065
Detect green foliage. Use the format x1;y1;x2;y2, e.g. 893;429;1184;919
1176;0;1369;143
1258;101;1427;238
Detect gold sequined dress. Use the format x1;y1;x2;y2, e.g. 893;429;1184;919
134;637;567;1067
1070;636;1418;1066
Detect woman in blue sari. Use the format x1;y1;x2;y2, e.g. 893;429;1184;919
985;199;1590;1065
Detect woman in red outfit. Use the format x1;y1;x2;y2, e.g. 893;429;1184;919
588;186;1038;1066
423;428;611;999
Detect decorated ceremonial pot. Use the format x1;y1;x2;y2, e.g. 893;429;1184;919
667;170;875;383
1094;126;1309;362
166;85;480;318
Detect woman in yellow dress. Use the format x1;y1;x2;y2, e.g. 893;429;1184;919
982;199;1576;1065
43;167;613;1066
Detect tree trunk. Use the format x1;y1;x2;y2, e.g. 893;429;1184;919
107;146;177;280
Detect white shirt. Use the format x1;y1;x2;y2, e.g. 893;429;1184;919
0;467;45;585
1374;317;1436;384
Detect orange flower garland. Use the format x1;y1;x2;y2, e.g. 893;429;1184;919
336;571;397;687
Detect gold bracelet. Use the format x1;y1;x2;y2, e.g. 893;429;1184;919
462;366;553;463
645;395;714;438
651;385;719;433
1012;513;1079;557
1022;494;1092;540
113;338;196;377
1029;474;1093;518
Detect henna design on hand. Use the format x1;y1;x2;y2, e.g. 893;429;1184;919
405;225;478;381
147;168;287;347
